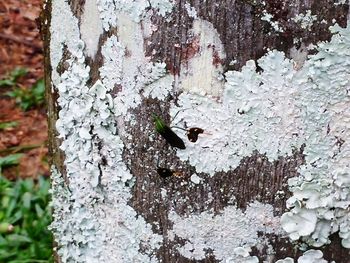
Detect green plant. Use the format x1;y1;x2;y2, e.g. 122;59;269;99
0;121;18;131
0;68;28;88
0;67;45;111
0;154;23;175
7;79;45;111
0;176;53;262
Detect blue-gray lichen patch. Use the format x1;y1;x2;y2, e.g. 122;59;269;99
51;0;350;259
50;0;167;261
169;201;281;261
281;24;350;248
169;22;350;249
171;51;303;175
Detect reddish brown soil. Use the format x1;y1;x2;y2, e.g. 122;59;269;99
0;0;48;179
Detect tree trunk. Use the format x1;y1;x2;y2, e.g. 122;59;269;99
43;0;350;262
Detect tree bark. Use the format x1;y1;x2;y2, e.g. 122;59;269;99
45;0;350;262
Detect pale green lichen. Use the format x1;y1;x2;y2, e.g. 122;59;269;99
99;19;171;119
276;250;330;263
170;21;350;253
171;51;302;175
97;0;174;30
51;0;350;260
169;201;281;261
80;0;104;57
282;24;350;248
261;10;284;32
51;0;164;261
291;10;317;31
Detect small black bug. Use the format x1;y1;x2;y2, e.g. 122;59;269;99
157;167;183;178
186;127;204;142
157;167;174;178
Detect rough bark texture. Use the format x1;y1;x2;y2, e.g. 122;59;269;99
40;2;63;263
124;99;305;262
47;0;350;262
127;1;349;261
41;0;67;180
146;0;349;73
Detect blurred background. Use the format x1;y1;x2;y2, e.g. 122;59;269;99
0;0;52;262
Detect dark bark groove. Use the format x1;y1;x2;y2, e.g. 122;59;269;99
124;98;307;262
146;0;349;73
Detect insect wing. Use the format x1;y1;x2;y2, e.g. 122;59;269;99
153;114;186;149
161;125;186;149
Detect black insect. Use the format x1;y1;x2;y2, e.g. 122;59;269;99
157;167;183;178
153;114;186;149
186;127;204;142
157;167;174;178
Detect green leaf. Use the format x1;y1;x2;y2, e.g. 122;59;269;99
10;210;23;224
22;192;32;209
10;68;28;80
6;90;17;98
0;68;27;89
7;234;32;244
32;79;45;96
21;179;34;192
0;79;15;87
1;195;10;208
5;199;17;219
0;176;52;261
0;249;17;260
0;211;5;221
0;154;23;169
0;235;7;245
5;79;45;111
0;121;18;130
34;204;44;218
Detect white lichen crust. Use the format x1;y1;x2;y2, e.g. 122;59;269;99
276;249;330;263
50;0;163;262
261;10;284;33
99;17;173;118
281;24;350;248
171;51;303;175
291;10;317;31
50;0;350;260
169;201;281;261
97;0;174;30
171;21;350;251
